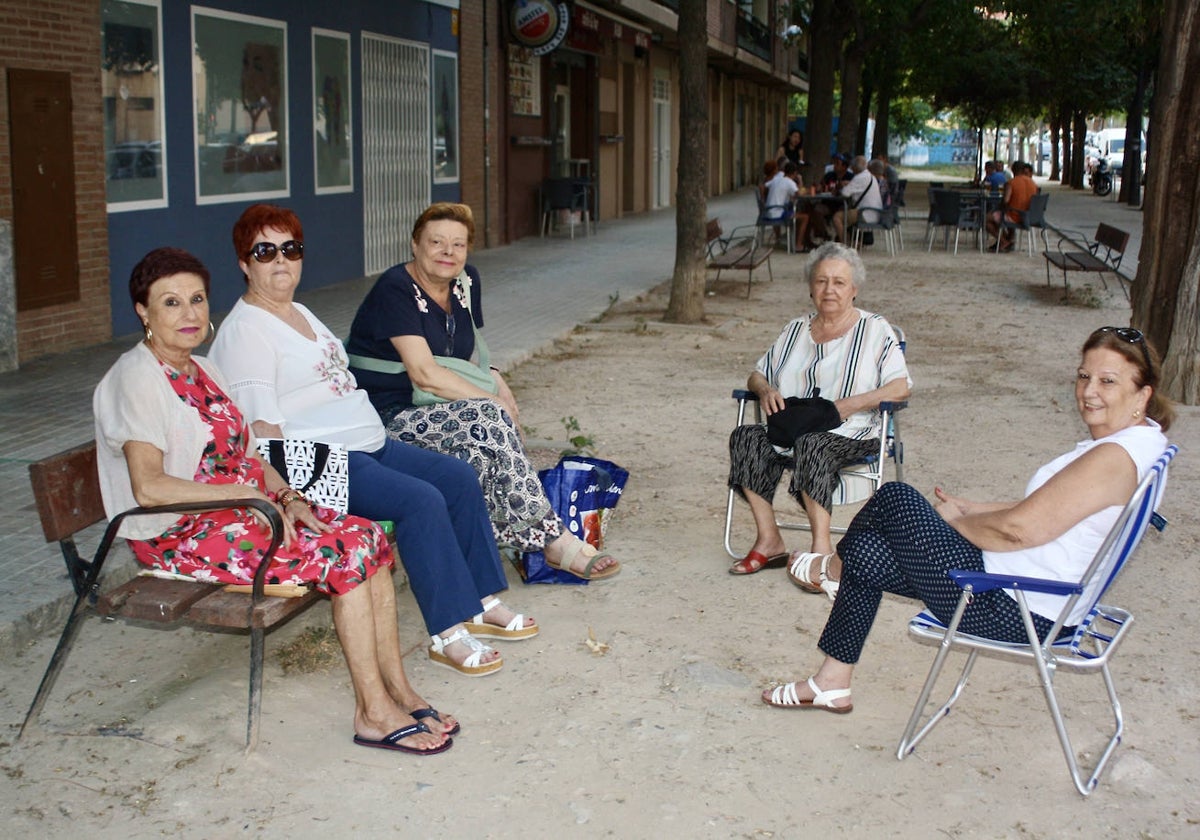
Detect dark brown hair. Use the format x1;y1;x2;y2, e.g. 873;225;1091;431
128;247;211;308
411;203;475;248
1082;327;1175;432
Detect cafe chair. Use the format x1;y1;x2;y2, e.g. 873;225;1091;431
927;189;982;254
851;208;898;256
722;328;907;559
897;445;1177;797
540;177;591;239
754;189;796;253
894;179;908;220
995;192;1050;256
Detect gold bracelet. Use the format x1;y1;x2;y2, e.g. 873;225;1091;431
276;488;308;508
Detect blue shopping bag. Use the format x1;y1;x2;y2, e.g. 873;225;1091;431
519;456;629;584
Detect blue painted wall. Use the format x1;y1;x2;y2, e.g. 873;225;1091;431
107;0;460;337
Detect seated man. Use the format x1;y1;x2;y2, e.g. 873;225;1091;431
981;160;1007;194
801;154;852;249
986;161;1036;251
763;161;800;246
832;155;883;244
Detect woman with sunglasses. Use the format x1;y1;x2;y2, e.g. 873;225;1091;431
94;247;451;755
344;203;620;581
210;204;537;681
761;327;1172;713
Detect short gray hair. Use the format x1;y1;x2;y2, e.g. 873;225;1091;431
805;242;865;290
851;155;868;173
867;159;884;176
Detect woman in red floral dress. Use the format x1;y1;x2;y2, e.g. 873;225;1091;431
93;247;454;756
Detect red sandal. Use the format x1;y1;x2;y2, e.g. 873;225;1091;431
728;550;789;575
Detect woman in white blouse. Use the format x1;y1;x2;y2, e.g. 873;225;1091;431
211;204;537;683
727;243;911;593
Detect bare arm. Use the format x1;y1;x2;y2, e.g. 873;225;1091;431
251;420;284;439
832;376;910;421
124;440;270;508
747;370;787;415
942;443;1137;552
392;334;521;421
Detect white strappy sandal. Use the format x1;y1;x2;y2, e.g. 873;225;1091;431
788;552;839;601
762;677;853;714
428;627;504;676
464;597;539;640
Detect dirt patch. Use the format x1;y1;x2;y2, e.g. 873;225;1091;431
2;234;1197;837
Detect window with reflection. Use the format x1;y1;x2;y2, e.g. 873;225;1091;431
102;0;166;210
313;29;353;193
192;8;288;203
432;51;459;183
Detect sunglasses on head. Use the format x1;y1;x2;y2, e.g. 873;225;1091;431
1097;326;1152;370
248;240;304;263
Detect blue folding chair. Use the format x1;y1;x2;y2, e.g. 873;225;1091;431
897;445;1177;796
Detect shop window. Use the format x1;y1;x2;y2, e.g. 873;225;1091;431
192;7;288;204
313;28;353;194
102;0;166;211
432;51;459;184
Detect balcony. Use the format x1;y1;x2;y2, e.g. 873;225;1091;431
735;9;771;61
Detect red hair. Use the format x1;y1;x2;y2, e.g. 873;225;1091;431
232;204;304;281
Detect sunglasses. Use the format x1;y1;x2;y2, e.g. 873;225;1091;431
248;240;304;263
1098;326;1152;370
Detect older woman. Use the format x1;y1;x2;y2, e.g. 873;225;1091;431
345;203;619;581
727;242;911;590
210;204;535;680
94;247;451;755
762;327;1172;712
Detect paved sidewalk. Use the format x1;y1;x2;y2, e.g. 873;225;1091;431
0;178;1142;649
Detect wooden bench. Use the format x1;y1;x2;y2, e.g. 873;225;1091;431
20;440;321;751
1044;223;1131;298
706;218;774;298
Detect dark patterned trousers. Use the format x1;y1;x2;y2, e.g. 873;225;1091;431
385;398;563;552
728;424;879;512
819;482;1058;664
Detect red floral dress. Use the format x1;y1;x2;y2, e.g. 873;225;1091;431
129;363;392;595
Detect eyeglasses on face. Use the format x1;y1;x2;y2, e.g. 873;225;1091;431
248;240;304;263
1097;325;1152;370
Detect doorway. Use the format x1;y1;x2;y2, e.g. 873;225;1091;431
652;74;671;208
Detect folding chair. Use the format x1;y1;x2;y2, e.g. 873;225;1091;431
722;328;908;559
897;445;1177;796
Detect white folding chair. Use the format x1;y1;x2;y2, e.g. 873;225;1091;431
722;327;907;559
897;445;1177;796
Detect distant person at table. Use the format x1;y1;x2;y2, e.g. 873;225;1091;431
803;154;852;247
832;155;884;244
987;161;1036;252
980;160;1006;194
760;159;780;202
879;155;900;199
764;160;800;221
776;129;805;168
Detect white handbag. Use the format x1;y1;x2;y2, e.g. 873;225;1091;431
255;438;349;513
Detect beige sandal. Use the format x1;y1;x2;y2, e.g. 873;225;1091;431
787;552;839;600
464;597;539;640
547;536;621;581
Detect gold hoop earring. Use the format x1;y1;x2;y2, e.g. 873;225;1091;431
205;321;216;342
143;322;153;341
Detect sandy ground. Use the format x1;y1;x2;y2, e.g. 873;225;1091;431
2;226;1199;839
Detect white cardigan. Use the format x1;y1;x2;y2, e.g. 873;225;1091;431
93;342;248;540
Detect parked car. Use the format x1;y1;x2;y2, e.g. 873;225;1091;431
1096;127;1145;177
222;130;281;173
106;141;160;180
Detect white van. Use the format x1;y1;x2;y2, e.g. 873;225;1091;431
1097;127;1145;176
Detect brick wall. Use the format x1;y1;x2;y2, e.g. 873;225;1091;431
0;0;110;363
458;3;505;248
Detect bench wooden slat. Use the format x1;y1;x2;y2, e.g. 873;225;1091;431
96;576;217;622
28;442;105;543
186;588;322;629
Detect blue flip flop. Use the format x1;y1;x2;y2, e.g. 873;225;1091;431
353;721;452;755
411;706;461;737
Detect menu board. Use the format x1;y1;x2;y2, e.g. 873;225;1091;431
507;45;540;117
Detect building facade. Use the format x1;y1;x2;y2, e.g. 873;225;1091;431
0;0;804;366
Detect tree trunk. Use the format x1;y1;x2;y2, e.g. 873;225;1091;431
871;66;893;160
803;0;840;187
1132;0;1200;403
1049;119;1061;181
838;46;864;154
1120;60;1151;206
664;0;708;324
1071;110;1087;188
1059;108;1072;184
855;77;872;156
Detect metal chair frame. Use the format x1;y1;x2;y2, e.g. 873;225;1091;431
996;191;1050;256
897;445;1177;796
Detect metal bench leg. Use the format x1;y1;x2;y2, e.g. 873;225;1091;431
246;624;265;752
19;590;92;740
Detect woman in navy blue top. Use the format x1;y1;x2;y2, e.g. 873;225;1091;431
347;203;620;581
